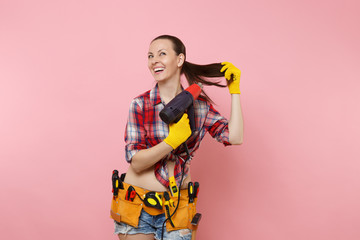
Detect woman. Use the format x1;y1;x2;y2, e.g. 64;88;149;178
111;35;243;240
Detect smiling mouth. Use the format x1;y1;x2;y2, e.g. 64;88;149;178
154;67;165;74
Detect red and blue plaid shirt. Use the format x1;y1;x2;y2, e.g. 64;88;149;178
124;83;231;187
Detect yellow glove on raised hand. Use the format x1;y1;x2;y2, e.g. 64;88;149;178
220;62;241;94
164;113;192;149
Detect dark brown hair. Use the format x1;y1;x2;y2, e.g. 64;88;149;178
151;35;232;103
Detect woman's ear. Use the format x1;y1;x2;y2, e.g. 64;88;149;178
177;53;185;67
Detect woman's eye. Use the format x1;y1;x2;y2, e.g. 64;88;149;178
160;52;166;56
148;55;153;58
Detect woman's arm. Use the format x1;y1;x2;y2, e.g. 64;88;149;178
220;62;244;145
228;94;244;145
130;141;173;173
130;113;191;173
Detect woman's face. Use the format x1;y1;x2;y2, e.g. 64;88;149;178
147;39;183;82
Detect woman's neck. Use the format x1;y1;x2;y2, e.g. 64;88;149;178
158;79;182;104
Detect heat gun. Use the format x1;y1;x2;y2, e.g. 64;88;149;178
159;83;202;134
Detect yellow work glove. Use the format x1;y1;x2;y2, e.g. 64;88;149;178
164;113;191;149
220;62;241;94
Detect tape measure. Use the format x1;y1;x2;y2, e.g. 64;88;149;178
144;192;163;209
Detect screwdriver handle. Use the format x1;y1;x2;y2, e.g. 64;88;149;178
112;170;119;197
194;182;199;198
188;182;194;203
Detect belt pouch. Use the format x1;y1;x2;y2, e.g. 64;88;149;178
166;193;197;232
110;187;143;228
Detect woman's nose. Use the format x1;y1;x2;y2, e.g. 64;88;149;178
150;55;159;65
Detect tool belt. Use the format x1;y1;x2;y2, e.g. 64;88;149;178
110;179;199;232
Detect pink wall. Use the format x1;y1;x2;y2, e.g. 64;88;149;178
1;0;359;239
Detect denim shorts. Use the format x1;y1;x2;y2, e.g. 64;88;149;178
114;209;192;240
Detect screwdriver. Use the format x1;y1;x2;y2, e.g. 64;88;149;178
188;182;194;203
194;182;199;198
112;170;119;199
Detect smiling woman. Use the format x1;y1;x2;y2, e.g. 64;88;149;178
110;35;244;240
147;36;235;104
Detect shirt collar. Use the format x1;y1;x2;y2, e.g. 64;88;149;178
150;83;162;105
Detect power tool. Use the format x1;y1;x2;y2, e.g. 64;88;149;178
159;83;202;134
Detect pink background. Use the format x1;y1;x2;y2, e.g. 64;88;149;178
1;0;359;239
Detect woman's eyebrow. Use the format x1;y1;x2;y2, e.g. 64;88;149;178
148;49;167;54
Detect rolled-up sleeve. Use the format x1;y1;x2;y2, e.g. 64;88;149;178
204;103;231;146
124;98;147;163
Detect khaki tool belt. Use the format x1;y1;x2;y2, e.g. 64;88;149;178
110;181;199;232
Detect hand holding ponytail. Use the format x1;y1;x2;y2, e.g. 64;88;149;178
220;62;241;94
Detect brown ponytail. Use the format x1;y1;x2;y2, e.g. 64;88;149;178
151;35;233;103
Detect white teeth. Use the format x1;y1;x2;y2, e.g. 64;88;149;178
154;67;164;72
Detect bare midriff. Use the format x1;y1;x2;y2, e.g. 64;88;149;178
124;161;191;192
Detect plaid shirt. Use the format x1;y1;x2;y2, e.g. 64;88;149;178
124;83;231;187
